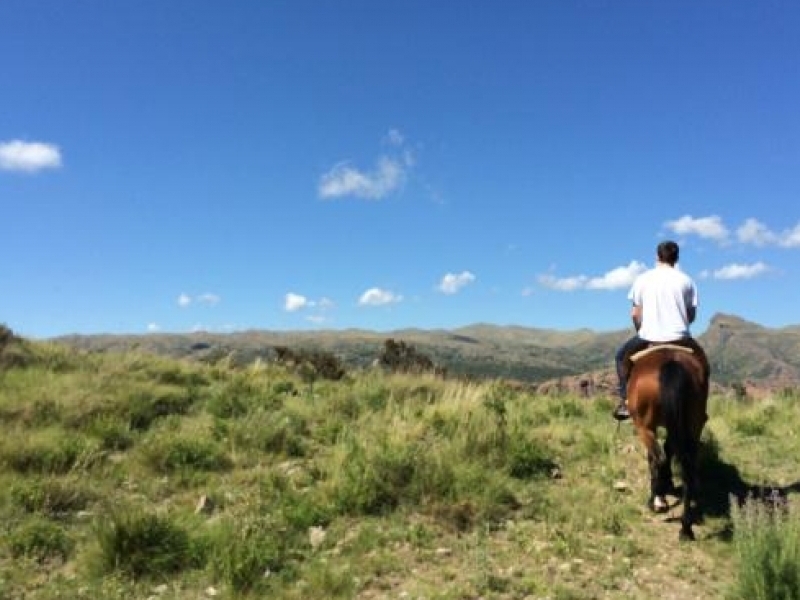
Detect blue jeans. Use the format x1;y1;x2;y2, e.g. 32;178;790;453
615;335;649;400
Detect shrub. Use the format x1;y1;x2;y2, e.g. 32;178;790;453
93;509;199;578
506;433;558;480
377;339;438;374
8;517;73;562
125;388;195;431
10;477;95;516
140;434;231;474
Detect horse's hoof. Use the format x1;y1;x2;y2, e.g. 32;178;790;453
649;496;669;513
679;528;695;542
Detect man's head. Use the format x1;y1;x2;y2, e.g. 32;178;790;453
657;240;680;266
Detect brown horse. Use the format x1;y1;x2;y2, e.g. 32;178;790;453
626;344;709;541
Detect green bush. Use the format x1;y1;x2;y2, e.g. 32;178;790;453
730;499;800;600
10;477;95;516
8;517;73;562
125;388;195;431
93;509;200;578
506;433;557;480
140;434;231;474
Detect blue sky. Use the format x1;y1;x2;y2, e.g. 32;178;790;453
1;1;798;338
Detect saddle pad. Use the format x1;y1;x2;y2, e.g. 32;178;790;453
630;343;694;362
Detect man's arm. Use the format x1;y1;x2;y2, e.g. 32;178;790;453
631;304;642;331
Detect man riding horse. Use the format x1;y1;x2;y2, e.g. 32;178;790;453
614;240;709;420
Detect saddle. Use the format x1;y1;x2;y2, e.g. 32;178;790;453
623;338;710;380
630;343;694;362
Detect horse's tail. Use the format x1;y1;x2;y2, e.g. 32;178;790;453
659;360;696;460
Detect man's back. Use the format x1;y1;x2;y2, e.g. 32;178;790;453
630;266;696;342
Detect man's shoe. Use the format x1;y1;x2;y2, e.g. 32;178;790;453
613;400;630;421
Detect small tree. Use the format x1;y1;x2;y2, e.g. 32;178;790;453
378;339;438;374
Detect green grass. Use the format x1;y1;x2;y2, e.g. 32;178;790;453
0;338;798;598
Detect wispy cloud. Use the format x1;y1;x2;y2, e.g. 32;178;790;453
704;262;770;280
383;129;405;146
737;218;800;248
538;261;646;292
177;292;220;308
147;322;160;332
318;129;414;200
437;271;476;294
0;140;62;173
664;215;729;242
358;287;403;306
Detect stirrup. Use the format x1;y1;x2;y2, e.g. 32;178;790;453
613;402;630;421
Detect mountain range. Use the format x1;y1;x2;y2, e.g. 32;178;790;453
52;313;800;392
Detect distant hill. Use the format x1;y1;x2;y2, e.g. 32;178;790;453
52;313;800;389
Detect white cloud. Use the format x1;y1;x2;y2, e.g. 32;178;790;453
736;218;800;248
319;130;415;200
736;218;777;246
358;287;403;306
318;157;406;200
711;262;769;280
780;223;800;248
284;293;309;312
586;261;647;290
284;293;335;311
437;271;476;294
0;140;62;173
538;261;646;292
538;274;587;291
178;292;220;308
665;215;729;242
147;322;160;332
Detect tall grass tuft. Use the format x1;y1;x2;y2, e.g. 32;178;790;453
92;508;201;579
209;514;297;594
729;499;800;600
140;433;231;474
8;517;73;563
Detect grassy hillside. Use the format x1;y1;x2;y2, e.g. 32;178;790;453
1;332;799;599
52;313;800;389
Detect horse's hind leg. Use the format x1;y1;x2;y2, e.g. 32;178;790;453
661;436;678;496
638;428;669;512
678;440;700;541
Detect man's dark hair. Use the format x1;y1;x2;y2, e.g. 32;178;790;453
657;240;680;265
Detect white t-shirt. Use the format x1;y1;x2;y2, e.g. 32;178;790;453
628;265;697;342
